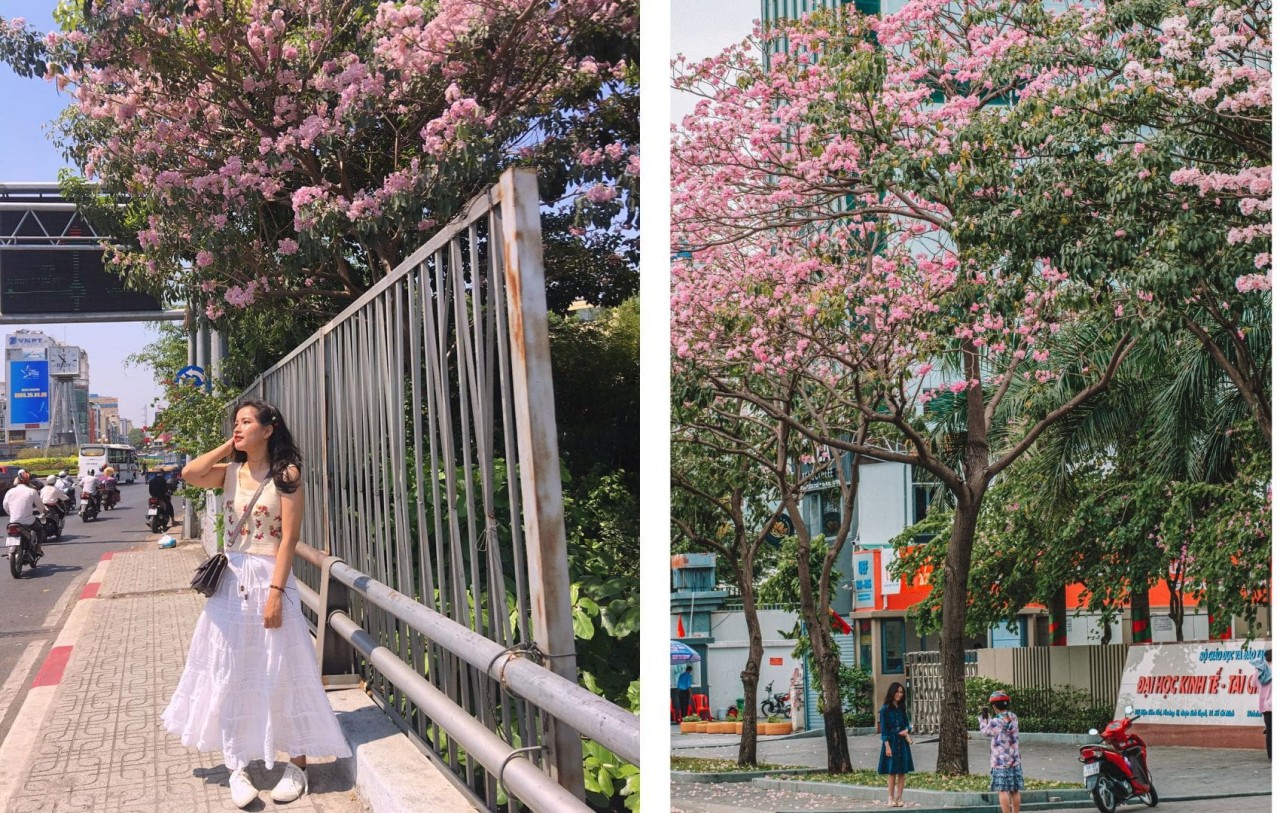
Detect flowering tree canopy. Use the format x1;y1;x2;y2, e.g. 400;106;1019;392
0;1;638;324
672;0;1267;773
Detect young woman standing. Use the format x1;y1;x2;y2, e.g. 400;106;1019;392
163;400;351;808
877;681;915;807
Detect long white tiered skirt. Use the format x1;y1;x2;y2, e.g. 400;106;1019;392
161;552;352;770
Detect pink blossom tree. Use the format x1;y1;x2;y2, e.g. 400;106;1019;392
0;1;637;326
673;2;1149;773
966;0;1271;441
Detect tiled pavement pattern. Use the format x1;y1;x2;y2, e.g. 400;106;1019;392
6;544;367;813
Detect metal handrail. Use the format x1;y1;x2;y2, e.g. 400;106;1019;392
326;613;589;813
290;541;636;813
325;553;638;764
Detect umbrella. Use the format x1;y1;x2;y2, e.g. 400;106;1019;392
671;640;701;664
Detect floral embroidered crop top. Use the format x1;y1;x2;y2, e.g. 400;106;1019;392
223;463;284;556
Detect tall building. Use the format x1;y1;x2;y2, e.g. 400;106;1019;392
88;394;122;443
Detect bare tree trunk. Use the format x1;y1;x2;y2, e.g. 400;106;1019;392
738;568;764;765
1168;580;1185;643
936;496;979;775
790;505;852;773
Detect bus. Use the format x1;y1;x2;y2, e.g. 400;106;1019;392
78;444;142;483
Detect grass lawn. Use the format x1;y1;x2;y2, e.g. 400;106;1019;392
671;757;804;773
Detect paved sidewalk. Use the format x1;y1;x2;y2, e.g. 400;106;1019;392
0;542;369;813
673;727;1272;812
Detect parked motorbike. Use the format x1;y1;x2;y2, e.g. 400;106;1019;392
40;502;65;541
6;522;41;578
1078;705;1157;813
80;492;99;522
760;680;792;719
147;497;172;534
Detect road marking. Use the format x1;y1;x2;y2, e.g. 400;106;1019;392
29;646;71;688
0;549;114;811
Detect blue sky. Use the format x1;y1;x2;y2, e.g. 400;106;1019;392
1;2;171;428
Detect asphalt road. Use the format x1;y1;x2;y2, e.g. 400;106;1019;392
0;484;183;746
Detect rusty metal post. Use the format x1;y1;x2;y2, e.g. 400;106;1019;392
298;543;358;686
496;167;583;796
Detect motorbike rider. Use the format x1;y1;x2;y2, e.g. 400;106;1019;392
101;466;120;508
56;470;75;496
40;474;71;517
147;470;175;524
78;468;101;513
3;471;47;558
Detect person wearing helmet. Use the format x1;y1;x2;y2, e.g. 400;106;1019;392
78;468;101;513
979;690;1023;813
3;470;47;558
40;474;71;518
100;467;120;509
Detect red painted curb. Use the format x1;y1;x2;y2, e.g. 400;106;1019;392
31;646;72;688
80;582;100;600
100;552;114;561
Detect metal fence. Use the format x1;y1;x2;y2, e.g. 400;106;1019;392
904;650;978;735
220;168;638;811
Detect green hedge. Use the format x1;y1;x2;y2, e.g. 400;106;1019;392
964;676;1113;734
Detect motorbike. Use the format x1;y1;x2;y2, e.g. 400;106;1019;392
760;680;792;719
40;502;65;541
101;487;120;511
147;497;172;533
80;492;99;522
6;521;41;578
1078;705;1157;813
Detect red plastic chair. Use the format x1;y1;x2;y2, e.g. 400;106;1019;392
693;693;711;721
671;699;679;723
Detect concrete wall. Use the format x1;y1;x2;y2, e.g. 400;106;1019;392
699;608;802;719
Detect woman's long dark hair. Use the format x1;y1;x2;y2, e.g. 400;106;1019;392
883;681;906;709
231;399;302;494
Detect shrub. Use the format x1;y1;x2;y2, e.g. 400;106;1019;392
964;677;1113;734
839;664;875;728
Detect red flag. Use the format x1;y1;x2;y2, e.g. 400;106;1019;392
677;616;686;637
829;608;853;635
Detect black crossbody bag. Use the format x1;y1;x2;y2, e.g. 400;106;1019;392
190;471;270;597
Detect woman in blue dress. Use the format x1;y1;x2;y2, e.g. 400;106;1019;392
877;681;915;807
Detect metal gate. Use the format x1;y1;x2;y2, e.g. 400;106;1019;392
905;650;977;735
228;168;636;810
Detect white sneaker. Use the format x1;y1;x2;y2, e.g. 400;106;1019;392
271;762;307;803
228;768;258;809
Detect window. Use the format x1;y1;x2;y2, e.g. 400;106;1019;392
882;618;906;674
857;619;873;670
989;618;1027;648
911;466;937;526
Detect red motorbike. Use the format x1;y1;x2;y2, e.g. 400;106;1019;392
1078;706;1157;812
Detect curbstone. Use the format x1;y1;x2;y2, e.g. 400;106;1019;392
324;674;477;813
673;767;826;784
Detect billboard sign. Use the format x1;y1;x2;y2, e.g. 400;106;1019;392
1115;640;1270;726
0;208;162;315
9;360;49;427
852;551;876;608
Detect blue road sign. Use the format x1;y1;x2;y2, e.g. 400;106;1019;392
174;365;206;387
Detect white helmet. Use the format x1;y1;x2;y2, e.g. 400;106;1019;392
45;475;57;486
